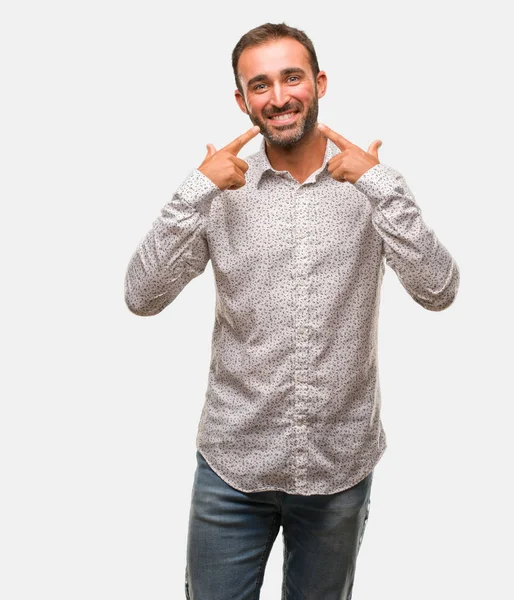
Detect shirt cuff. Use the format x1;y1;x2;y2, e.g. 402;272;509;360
353;163;405;208
176;168;222;213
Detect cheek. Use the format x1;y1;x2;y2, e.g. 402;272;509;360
298;85;316;104
253;100;269;115
244;101;259;117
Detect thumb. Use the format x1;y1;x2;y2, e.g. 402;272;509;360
199;143;218;169
367;139;382;159
205;143;217;158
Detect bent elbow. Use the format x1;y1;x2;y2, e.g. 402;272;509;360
124;287;167;317
415;260;460;312
125;294;157;317
415;290;457;312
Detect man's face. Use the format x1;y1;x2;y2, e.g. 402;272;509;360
235;38;327;148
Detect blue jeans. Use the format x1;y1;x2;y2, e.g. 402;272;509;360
185;450;374;600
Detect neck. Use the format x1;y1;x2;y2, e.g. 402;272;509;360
264;126;327;184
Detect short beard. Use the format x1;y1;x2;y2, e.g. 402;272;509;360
246;86;319;149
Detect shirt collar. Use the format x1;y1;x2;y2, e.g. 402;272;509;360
253;136;341;187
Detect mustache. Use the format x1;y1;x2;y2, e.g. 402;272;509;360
264;104;301;117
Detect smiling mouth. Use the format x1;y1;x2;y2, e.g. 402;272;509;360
267;111;300;124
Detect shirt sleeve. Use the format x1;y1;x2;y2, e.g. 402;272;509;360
124;169;221;316
353;163;460;311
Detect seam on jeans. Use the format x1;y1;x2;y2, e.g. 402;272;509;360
184;563;191;600
357;496;371;554
281;529;289;600
252;513;279;600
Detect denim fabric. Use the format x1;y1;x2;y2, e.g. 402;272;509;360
185;450;373;600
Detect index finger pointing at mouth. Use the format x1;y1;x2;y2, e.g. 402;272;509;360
317;123;353;151
223;125;261;155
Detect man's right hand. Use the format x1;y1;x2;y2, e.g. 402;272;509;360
198;125;261;191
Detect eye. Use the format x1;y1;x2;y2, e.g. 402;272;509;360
253;83;267;91
288;76;300;82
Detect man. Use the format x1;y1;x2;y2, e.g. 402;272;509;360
124;22;459;600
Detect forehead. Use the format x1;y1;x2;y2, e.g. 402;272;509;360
238;38;311;83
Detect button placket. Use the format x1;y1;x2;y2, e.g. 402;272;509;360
292;183;311;491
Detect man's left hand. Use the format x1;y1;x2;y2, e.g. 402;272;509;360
318;123;382;185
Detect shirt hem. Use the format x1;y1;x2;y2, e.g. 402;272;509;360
196;442;387;496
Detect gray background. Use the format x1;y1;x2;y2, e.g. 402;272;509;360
1;1;512;598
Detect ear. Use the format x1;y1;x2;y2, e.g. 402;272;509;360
316;71;328;100
234;90;248;114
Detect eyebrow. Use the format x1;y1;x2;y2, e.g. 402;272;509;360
246;67;307;89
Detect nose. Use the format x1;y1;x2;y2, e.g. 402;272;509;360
269;82;292;110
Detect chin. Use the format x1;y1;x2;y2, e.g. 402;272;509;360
266;129;306;147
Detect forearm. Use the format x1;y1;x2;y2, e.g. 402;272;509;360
124;169;220;316
354;163;460;311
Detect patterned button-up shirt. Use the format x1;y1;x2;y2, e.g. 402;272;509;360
124;136;460;495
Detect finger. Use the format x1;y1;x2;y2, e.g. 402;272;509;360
317;123;353;151
327;155;346;180
327;162;343;177
231;164;246;183
366;139;382;159
231;155;249;174
327;154;343;175
223;125;261;156
331;164;346;182
199;143;217;168
227;166;246;190
206;143;217;158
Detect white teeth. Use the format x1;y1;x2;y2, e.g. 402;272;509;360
270;112;296;121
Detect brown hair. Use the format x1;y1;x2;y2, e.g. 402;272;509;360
231;23;320;98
